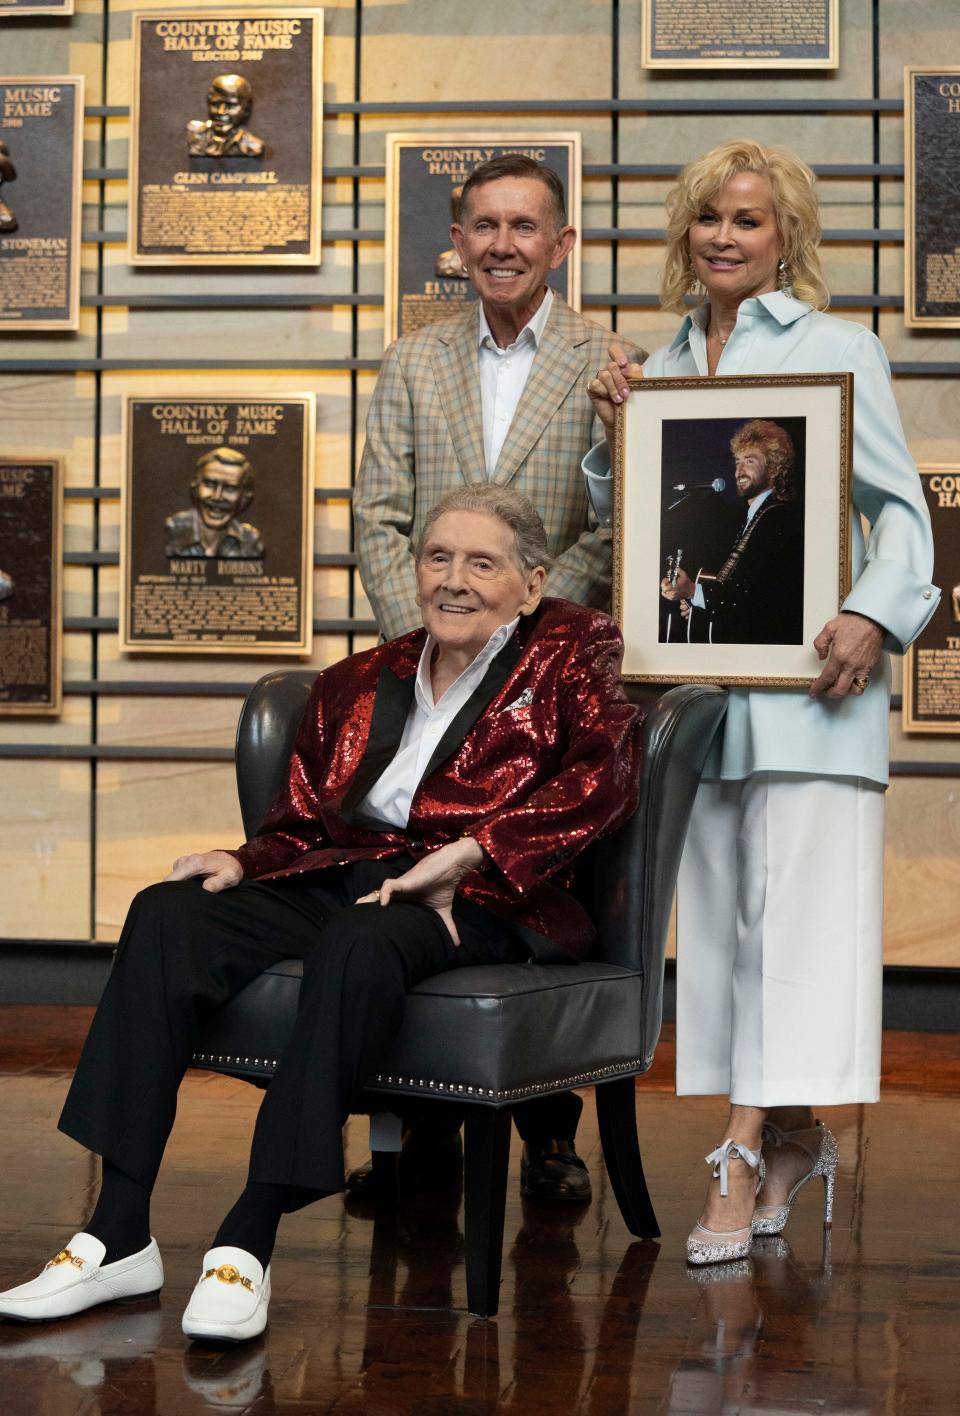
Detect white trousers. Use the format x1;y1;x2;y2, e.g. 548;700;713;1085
675;773;885;1107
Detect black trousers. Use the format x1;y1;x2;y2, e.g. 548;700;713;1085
58;860;581;1197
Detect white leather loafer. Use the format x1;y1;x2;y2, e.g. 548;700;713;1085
181;1246;270;1344
0;1233;163;1322
182;1344;267;1405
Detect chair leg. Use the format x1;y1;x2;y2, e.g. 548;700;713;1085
463;1105;512;1319
363;1207;399;1324
370;1148;400;1206
596;1076;660;1239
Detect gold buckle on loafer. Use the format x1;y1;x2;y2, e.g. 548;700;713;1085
47;1249;85;1270
202;1263;254;1292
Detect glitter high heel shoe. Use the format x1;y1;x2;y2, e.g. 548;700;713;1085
752;1121;838;1236
686;1139;765;1267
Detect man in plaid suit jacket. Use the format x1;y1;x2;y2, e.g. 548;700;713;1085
355;154;644;640
352;155;645;1204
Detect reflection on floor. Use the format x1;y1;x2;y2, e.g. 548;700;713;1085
0;1009;957;1414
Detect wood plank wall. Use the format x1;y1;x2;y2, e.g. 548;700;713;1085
1;0;958;967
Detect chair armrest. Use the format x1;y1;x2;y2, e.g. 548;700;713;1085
235;669;317;839
591;684;727;1036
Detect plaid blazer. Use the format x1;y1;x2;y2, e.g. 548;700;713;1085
355;296;643;639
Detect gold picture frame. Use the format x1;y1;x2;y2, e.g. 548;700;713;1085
0;456;63;716
641;0;838;70
120;393;316;656
613;373;852;685
902;466;960;733
383;131;582;347
0;0;74;15
129;9;324;266
0;75;84;332
904;67;960;329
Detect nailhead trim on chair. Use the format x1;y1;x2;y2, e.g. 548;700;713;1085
190;1053;649;1099
192;1053;277;1070
368;1059;648;1101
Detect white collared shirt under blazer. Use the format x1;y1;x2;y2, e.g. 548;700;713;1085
356;618;519;830
478;287;554;474
584;290;939;784
355;295;621;641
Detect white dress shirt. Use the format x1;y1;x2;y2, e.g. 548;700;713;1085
478;287;554;474
356;618;520;829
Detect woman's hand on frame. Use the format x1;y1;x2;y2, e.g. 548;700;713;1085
809;611;884;698
588;341;644;440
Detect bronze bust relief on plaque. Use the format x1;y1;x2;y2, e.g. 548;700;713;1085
186;75;265;159
434;186;467;279
165;447;264;559
0;141;18;233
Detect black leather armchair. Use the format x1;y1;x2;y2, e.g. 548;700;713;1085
192;672;727;1317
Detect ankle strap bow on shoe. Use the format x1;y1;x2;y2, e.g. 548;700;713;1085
704;1139;763;1197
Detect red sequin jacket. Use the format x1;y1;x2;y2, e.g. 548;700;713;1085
229;598;643;960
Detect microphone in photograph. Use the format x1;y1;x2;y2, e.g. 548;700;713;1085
672;478;726;494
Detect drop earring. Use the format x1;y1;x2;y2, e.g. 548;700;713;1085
778;257;790;291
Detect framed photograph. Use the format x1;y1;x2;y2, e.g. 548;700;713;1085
0;456;62;716
0;0;73;14
641;0;838;70
384;132;581;347
0;76;83;331
904;67;960;328
613;374;852;685
120;394;315;656
903;466;960;733
129;9;324;266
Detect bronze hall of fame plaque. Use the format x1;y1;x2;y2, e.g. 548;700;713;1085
120;395;315;656
130;10;324;266
903;467;960;734
0;0;74;15
0;457;62;717
0;77;83;332
384;133;582;346
905;68;960;329
641;0;838;69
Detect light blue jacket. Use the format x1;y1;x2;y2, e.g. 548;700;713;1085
583;292;939;786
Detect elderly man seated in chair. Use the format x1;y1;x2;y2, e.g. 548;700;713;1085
0;485;642;1344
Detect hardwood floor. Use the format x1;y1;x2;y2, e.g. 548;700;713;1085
0;1008;957;1414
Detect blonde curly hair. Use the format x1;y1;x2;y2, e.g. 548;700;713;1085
660;139;829;315
730;419;797;502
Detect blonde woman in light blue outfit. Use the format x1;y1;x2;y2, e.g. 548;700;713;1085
584;140;938;1267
